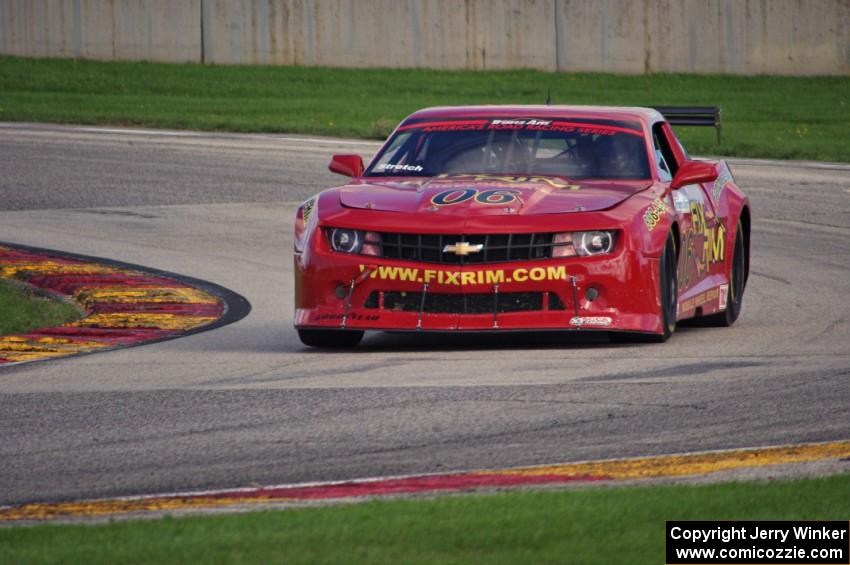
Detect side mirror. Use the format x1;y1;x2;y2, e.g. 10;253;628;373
670;160;718;189
329;154;365;178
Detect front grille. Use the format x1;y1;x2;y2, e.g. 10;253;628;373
365;291;566;314
378;232;555;264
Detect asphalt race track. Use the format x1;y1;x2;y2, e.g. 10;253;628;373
1;123;848;506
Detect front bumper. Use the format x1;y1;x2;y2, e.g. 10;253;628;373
294;246;664;334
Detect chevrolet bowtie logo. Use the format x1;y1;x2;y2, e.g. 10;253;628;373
443;242;484;256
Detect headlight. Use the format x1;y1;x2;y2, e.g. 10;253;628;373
576;231;615;255
330;228;361;253
327;229;381;256
552;230;616;257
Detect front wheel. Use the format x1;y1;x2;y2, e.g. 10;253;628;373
658;230;679;341
610;231;677;344
298;329;364;348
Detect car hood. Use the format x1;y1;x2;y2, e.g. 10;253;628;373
337;174;651;216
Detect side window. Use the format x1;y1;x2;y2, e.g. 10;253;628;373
655;148;672;181
652;122;680;181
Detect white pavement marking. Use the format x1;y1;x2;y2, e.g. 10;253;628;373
0;122;382;148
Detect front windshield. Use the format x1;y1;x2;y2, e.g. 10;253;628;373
366;117;651;180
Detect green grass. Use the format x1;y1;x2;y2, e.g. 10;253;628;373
1;56;849;162
0;279;81;336
1;475;848;564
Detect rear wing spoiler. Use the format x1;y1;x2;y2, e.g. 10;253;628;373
653;106;721;144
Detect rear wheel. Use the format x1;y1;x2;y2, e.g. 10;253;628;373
298;329;364;348
701;220;746;327
611;231;677;343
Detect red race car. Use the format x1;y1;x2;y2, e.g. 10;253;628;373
293;105;750;347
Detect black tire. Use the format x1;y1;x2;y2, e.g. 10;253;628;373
298;329;364;348
611;232;677;344
700;220;746;327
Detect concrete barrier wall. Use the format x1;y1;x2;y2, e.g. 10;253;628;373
2;0;848;74
0;0;200;62
198;0;560;69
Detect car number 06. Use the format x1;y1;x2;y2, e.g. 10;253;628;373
431;189;519;206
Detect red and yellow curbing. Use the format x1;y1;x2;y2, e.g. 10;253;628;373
2;440;848;522
0;244;238;365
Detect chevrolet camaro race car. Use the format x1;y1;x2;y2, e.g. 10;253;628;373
293;105;750;347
